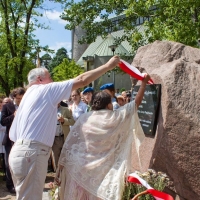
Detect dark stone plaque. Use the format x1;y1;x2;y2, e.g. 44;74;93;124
132;84;161;136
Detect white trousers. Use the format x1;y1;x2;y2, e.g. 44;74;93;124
9;139;51;200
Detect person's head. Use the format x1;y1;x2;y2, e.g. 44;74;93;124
91;91;113;111
27;68;52;86
121;91;127;98
11;87;26;106
126;92;131;103
60;101;68;107
80;91;87;104
100;83;115;97
83;87;94;104
116;89;120;93
2;97;12;105
117;96;125;106
71;89;81;105
9;93;14;101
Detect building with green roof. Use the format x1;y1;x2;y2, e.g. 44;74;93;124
71;15;147;91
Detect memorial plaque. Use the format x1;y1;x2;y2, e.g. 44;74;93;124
132;84;161;136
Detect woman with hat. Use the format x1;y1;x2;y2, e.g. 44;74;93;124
82;87;94;112
100;83;120;110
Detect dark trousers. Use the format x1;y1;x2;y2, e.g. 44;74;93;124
5;145;14;189
0;153;6;177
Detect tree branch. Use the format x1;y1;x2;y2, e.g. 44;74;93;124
19;0;37;77
21;0;27;10
1;0;16;57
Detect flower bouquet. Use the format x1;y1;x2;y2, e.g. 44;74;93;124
48;182;60;200
48;168;62;200
122;169;173;200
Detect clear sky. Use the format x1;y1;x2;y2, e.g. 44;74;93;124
34;1;72;58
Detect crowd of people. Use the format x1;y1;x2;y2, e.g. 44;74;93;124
0;55;151;200
0;87;25;194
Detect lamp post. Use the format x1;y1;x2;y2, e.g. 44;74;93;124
36;47;41;68
82;56;94;86
108;44;117;85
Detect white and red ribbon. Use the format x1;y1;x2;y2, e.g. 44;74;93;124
128;173;174;200
119;59;154;84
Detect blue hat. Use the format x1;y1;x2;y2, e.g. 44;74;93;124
100;83;115;90
83;87;94;94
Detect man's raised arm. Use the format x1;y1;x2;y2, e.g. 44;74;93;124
72;56;120;91
135;74;151;108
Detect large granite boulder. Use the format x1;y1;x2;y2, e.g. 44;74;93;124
131;40;200;200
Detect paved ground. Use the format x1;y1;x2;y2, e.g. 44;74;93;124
0;172;55;200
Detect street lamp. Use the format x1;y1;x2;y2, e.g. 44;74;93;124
82;56;94;71
83;56;94;86
36;47;41;68
109;44;117;55
108;44;117;85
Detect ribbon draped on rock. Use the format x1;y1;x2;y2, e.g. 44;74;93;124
119;59;154;84
128;173;174;200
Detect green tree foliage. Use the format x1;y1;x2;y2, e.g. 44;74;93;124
48;47;70;73
62;0;200;54
52;58;84;81
0;0;63;96
0;0;42;95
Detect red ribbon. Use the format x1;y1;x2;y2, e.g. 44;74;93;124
119;59;154;84
147;189;174;200
127;176;141;185
127;174;174;200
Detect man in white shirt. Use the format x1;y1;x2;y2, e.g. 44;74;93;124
8;55;120;200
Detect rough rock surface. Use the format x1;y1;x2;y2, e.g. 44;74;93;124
131;40;200;200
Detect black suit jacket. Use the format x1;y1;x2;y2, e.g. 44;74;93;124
1;102;15;146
